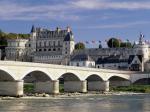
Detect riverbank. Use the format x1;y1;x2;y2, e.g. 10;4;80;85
0;91;148;100
111;85;150;93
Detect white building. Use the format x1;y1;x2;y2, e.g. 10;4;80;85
70;54;95;67
5;39;28;61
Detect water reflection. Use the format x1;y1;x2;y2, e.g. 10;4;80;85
0;95;149;112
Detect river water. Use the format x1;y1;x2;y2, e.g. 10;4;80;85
0;94;150;112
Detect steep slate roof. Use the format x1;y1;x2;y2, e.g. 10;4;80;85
71;54;94;61
128;55;143;64
31;25;36;33
64;32;74;41
96;55;128;64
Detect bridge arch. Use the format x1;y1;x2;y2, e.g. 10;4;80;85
58;72;81;81
107;74;130;81
108;76;131;87
86;74;103;81
0;68;16;81
133;78;150;85
22;70;52;82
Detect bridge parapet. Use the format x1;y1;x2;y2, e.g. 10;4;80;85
0;61;138;74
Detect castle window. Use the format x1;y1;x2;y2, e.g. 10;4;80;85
48;49;51;51
39;42;41;47
65;51;67;54
58;41;60;46
29;44;31;47
44;41;46;47
77;63;79;66
53;41;55;46
49;41;51;46
58;48;60;51
53;48;56;51
44;49;47;51
39;49;42;51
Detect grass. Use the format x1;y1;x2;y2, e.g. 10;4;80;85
24;83;65;93
111;85;150;93
24;83;150;94
24;83;34;93
59;84;64;92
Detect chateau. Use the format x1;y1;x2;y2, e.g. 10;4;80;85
3;26;150;72
5;26;75;65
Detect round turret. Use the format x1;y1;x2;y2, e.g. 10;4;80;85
134;34;149;62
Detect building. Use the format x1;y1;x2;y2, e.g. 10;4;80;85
29;26;75;64
96;55;128;69
128;55;143;71
5;38;28;61
70;54;95;67
5;26;150;71
72;34;150;71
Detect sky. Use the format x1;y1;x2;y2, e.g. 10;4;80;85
0;0;150;47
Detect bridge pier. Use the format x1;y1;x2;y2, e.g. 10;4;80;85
0;80;23;96
64;80;87;93
34;80;59;94
88;81;109;92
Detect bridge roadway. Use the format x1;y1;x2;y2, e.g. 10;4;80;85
0;61;150;96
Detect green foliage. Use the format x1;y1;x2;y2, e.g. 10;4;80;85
107;38;133;48
24;83;34;93
0;29;30;46
75;42;85;50
107;38;121;48
111;85;150;93
120;42;132;48
59;84;64;92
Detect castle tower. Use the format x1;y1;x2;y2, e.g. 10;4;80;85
134;33;149;71
29;25;37;53
62;27;75;65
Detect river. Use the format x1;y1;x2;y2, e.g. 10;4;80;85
0;94;150;112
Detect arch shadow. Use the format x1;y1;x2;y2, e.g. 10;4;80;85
86;74;103;81
0;69;15;81
133;78;150;85
22;70;52;82
109;76;131;88
58;72;81;81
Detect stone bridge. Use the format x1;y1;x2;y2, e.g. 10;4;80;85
0;61;150;96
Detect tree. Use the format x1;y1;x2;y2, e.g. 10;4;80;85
107;38;121;48
75;42;85;50
120;42;132;48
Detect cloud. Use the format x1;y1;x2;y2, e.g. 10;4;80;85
0;0;150;21
77;21;150;29
0;1;79;21
71;0;150;10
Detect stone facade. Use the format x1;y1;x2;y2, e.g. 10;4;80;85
30;26;75;64
5;39;28;61
5;26;75;64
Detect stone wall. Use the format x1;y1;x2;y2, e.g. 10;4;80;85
0;80;23;96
